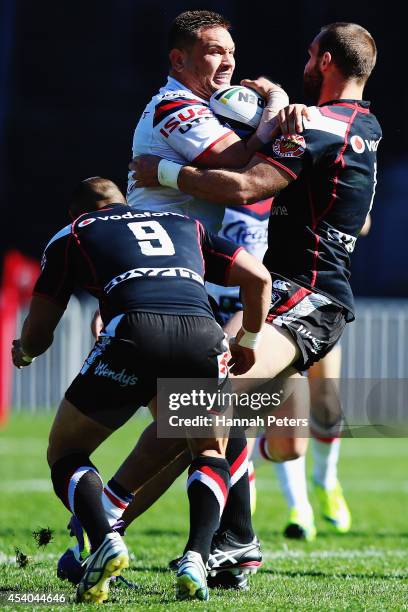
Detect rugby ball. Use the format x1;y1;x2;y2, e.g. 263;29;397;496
210;85;265;131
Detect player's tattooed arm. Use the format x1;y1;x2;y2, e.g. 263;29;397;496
177;156;292;205
131;154;292;204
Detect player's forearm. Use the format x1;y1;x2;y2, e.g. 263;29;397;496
240;273;271;333
20;316;54;358
178;165;272;206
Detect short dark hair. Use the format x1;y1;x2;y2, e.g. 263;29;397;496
317;23;377;82
168;10;231;51
69;177;125;218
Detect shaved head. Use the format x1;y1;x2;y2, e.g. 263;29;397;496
69;177;126;218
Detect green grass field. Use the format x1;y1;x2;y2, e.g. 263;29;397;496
1;413;407;611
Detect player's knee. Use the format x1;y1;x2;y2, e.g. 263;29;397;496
189;437;226;458
264;437;307;462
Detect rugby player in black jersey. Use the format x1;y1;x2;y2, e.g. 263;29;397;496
12;177;271;602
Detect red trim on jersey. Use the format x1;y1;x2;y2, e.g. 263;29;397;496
334;108;358;166
195;220;206;273
333;102;370;114
318;106;350;122
311;235;321;287
154;99;204;122
224;246;244;285
255;153;298;180
229;446;248;477
200;466;228;501
193;130;234;163
72;223;99;286
103;487;128;510
50;233;72;305
241;198;273;216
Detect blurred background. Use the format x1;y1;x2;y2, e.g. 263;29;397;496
0;0;407;416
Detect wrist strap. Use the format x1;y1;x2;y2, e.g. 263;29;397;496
238;327;262;350
22;353;35;364
158;159;183;190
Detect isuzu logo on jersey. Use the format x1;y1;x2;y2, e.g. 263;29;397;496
273;134;306;158
159;107;213;138
105;267;204;293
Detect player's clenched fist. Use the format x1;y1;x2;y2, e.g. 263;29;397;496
12;339;35;369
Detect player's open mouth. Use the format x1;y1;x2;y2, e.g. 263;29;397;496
214;73;232;84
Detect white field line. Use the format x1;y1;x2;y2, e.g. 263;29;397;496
1;549;407;566
263;548;408;561
4;477;406;494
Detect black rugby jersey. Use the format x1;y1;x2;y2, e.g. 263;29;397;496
34;205;242;324
259;100;382;320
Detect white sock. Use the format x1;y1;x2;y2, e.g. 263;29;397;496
274;456;312;516
312;438;340;490
101;484;129;526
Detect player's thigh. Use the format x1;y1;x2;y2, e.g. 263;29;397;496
231;324;300;394
48;398;113;466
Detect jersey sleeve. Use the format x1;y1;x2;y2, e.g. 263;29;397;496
256;107;345;179
198;222;244;285
33;225;75;310
153;96;234;163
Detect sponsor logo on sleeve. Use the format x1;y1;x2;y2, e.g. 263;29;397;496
272;134;306;158
350;135;365;153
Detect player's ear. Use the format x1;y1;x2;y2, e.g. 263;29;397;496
169;48;185;73
320;51;332;72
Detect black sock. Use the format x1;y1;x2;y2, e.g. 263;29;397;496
51;453;112;551
219;428;254;542
185;456;230;564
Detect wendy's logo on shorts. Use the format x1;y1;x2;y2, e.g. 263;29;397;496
93;361;138;387
80;337;111;375
273;134;306;158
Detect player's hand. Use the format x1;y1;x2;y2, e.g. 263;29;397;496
12;339;35;369
91;310;103;340
241;77;283;98
129;155;162;187
228;329;256;375
277;104;311;136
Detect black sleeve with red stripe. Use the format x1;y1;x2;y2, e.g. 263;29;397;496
199;223;244;285
33;233;76;309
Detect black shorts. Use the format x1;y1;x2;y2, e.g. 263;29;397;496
266;275;347;371
65;312;228;430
